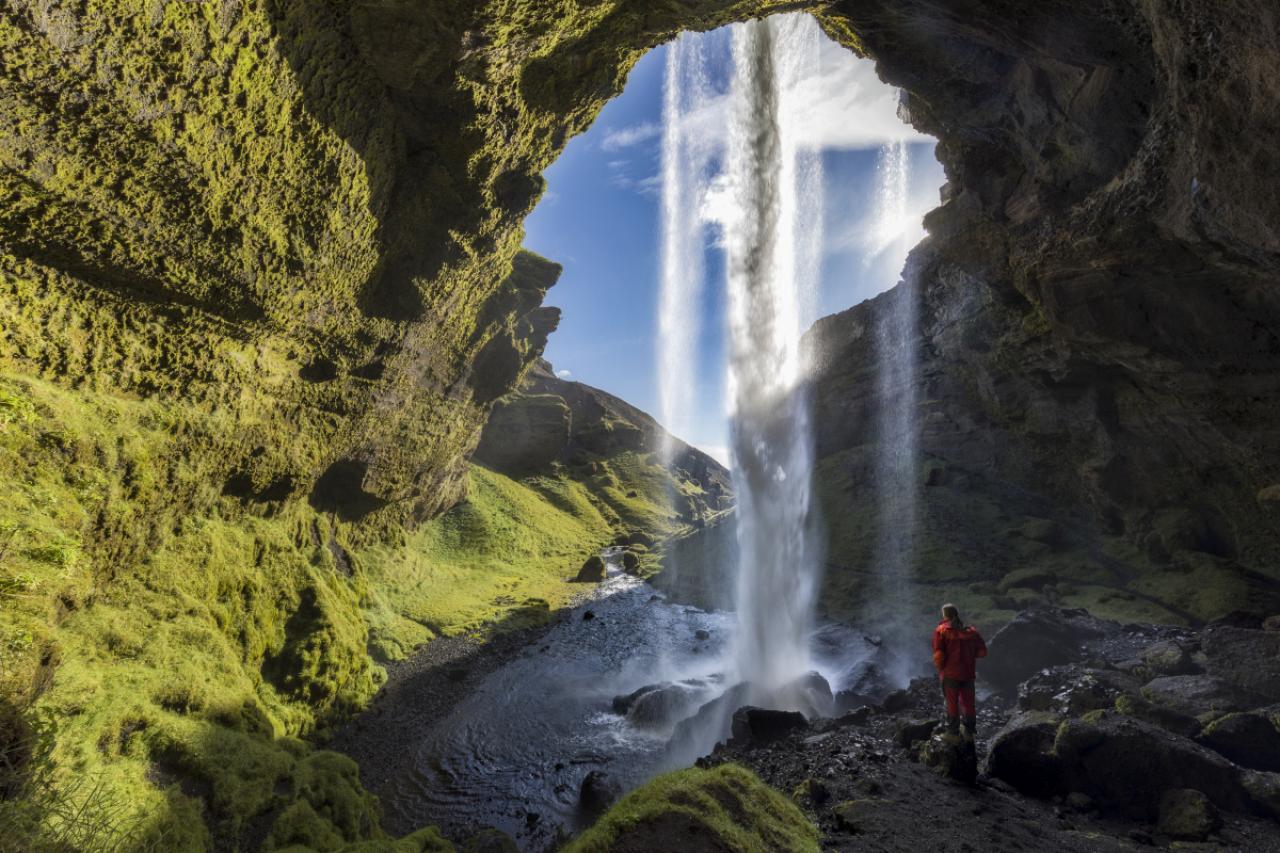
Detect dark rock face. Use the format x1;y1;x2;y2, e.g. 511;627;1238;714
1202;626;1280;703
803;0;1280;631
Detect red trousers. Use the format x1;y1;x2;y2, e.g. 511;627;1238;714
942;678;976;719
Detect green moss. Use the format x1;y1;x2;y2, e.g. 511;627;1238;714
565;764;820;853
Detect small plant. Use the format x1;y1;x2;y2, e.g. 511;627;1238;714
0;387;35;430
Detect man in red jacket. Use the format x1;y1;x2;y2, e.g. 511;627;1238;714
932;603;988;738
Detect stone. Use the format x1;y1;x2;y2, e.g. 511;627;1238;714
1155;789;1219;841
834;660;892;712
893;718;939;749
1017;665;1140;715
1141;674;1267;717
832;799;880;833
1113;694;1202;738
730;706;808;745
982;608;1111;693
1139;640;1199;677
1264;615;1280;633
579;770;621;814
463;828;520;853
581;609;596;621
1198;709;1280;772
1053;712;1246;819
626;680;714;730
1019;519;1061;545
1201;625;1280;703
918;733;978;785
621;550;641;575
1257;485;1280;504
984;711;1066;799
574;555;606;583
694;629;710;641
792;777;829;804
1241;770;1280;820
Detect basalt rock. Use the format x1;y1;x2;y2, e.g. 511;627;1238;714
981;609;1112;693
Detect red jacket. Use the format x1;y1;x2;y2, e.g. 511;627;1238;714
932;620;987;681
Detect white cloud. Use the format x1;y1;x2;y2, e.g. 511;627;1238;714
601;122;660;151
556;369;572;379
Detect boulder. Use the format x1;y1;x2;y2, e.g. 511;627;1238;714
1141;674;1267;717
621;550;641;575
1053;712;1246;819
834;660;892;712
1113;694;1201;738
579;770;621;814
1241;770;1280;820
982;608;1111;693
893;718;939;749
626;680;714;730
1155;789;1219;840
918;733;978;785
730;706;808;745
984;711;1066;799
777;670;834;719
1198;708;1280;771
1017;665;1140;715
574;555;606;582
1264;615;1280;633
1202;625;1280;703
832;799;881;834
1138;640;1200;677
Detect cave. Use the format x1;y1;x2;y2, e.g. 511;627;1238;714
2;1;1279;851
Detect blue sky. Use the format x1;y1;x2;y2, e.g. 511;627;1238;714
523;22;944;463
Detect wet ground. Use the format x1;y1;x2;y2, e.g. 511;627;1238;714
330;551;872;850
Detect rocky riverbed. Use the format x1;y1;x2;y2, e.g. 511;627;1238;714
694;608;1280;851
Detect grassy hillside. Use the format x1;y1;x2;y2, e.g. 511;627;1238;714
0;372;690;851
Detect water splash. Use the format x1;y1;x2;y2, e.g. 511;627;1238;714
722;15;825;692
867;139;922;685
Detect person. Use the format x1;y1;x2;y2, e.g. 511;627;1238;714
931;603;987;739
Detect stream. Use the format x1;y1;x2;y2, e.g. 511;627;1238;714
377;548;875;850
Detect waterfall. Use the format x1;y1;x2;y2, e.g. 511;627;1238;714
657;34;710;465
723;16;825;692
868;139;921;685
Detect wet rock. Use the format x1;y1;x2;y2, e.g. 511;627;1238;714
1017;665;1140;715
581;610;596;621
1053;712;1246;819
730;706;808;745
463;828;520;853
792;777;829;804
621;550;641;575
693;629;710;641
1241;769;1280;820
1198;708;1280;771
832;799;880;833
1141;674;1267;717
982;609;1111;693
834;661;891;712
627;680;713;730
1138;639;1200;677
1155;788;1219;840
579;770;621;814
1264;615;1280;633
918;733;978;785
1201;625;1280;703
984;711;1066;799
779;670;834;719
668;682;751;757
574;555;605;583
893;718;938;749
1113;694;1202;738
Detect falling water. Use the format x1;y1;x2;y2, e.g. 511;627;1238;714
657;34;711;464
868;138;921;685
723;16;825;692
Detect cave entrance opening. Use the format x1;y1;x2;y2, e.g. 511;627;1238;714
522;11;945;691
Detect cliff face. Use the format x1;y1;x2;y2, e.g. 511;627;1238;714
2;0;1279;848
806;0;1280;629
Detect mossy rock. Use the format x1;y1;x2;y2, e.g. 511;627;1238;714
564;764;819;853
575;555;606;583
